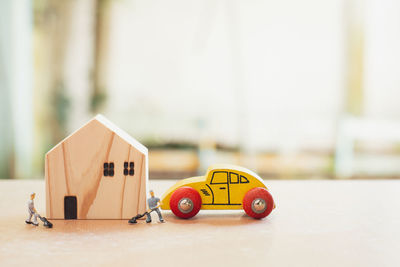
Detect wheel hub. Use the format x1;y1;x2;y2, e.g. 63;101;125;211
251;198;267;214
178;198;193;213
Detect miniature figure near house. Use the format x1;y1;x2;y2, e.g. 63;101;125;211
26;192;38;226
45;115;148;220
146;190;164;223
161;164;275;219
128;190;165;224
25;192;53;228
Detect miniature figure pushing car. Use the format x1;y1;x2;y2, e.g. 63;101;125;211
129;190;165;224
160;164;275;219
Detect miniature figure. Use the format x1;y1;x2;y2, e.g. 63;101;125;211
26;192;39;226
146;190;164;223
128;190;165;224
25;192;53;228
161;164;275;219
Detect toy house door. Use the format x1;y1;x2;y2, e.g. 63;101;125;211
64;196;77;219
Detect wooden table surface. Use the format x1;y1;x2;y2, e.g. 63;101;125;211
0;179;399;267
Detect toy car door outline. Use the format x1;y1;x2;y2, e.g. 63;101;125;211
228;172;242;205
208;171;229;204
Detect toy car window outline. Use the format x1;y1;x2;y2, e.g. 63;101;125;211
230;172;239;184
240;175;249;183
210;171;228;184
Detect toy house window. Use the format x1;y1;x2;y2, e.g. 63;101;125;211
103;162;114;177
124;162;134;176
210;171;228;184
230;173;239;184
240;175;249;183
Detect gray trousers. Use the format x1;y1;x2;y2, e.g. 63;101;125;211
146;208;163;222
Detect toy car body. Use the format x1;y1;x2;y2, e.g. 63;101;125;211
160;164;275;219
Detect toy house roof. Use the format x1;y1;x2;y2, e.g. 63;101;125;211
46;114;148;155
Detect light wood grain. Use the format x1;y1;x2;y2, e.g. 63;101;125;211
1;179;400;267
45;116;147;219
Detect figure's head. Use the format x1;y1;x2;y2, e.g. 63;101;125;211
30;192;35;200
149;190;154;197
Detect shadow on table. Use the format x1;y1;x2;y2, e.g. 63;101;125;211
162;211;272;227
13;210;273;234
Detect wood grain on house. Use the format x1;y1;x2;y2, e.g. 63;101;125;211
45;115;148;219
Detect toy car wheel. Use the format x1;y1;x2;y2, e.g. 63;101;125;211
243;187;274;219
170;187;202;219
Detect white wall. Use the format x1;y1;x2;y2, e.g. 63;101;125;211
103;0;346;152
364;0;400;119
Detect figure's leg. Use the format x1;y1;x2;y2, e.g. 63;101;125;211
25;213;33;224
32;213;39;226
146;212;152;223
156;208;164;222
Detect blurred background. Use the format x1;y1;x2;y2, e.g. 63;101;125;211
1;0;400;180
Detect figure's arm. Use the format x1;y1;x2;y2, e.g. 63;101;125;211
149;201;161;212
148;204;161;212
29;201;38;214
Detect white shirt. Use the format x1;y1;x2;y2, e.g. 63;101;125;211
28;200;35;214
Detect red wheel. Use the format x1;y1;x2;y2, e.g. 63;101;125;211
243;187;274;219
170;187;202;219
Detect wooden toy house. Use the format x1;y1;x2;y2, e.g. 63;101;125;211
45;115;148;219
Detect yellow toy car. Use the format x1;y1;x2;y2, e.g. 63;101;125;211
160;164;275;219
